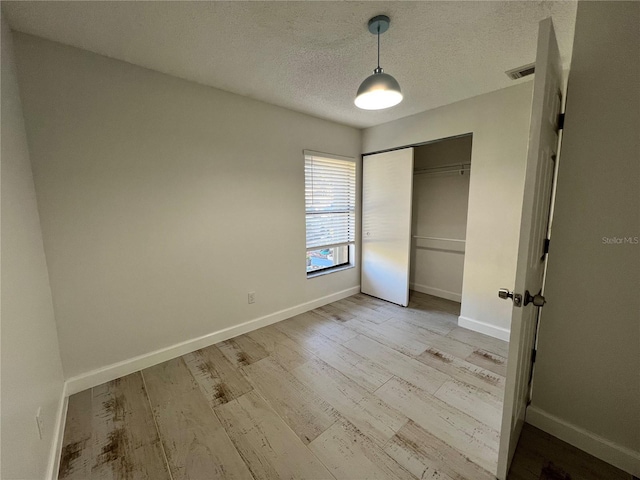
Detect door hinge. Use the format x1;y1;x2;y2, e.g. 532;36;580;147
541;238;550;260
531;348;537;364
557;113;565;130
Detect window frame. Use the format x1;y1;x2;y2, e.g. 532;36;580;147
304;150;357;277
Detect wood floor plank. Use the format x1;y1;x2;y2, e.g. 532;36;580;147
314;303;356;322
302;309;360;343
271;314;328;355
434;380;503;431
351;293;391;309
343;317;430;356
242;356;339;444
408;299;459;316
465;348;508;377
216;390;335;480
318;344;393;392
302;332;392;392
381;308;456;336
309;421;416;480
246;324;315;370
375;376;499;475
274;315;393;392
91;373;171;480
293;358;407;447
332;298;392;324
447;326;509;358
217;333;269;368
142;358;252;479
339;293;372;307
382;304;457;327
385;318;475;358
182;345;253;408
416;345;506;397
343;334;450;394
279;311;359;344
315;342;394;393
58;390;92;480
465;348;507;377
409;292;462;315
385;420;495;480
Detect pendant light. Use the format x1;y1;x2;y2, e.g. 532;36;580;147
355;15;403;110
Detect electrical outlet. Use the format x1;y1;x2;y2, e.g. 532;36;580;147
248;291;256;304
36;407;44;440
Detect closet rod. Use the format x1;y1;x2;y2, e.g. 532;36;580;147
414;168;470;177
412;235;466;243
414;163;471;176
415;162;471;172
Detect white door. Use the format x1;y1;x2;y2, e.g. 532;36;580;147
497;18;564;479
361;148;414;306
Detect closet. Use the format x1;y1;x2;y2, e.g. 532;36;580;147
361;135;472;306
410;135;471;302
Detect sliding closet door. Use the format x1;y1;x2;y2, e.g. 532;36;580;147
361;148;414;306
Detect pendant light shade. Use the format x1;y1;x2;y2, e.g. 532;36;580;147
355;15;403;110
355;68;403;110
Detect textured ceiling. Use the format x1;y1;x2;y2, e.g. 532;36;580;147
4;1;577;128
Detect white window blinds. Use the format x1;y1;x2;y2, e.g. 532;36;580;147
305;152;356;250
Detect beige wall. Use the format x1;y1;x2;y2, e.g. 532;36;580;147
529;2;640;474
1;16;65;480
410;136;472;301
12;33;361;381
363;83;533;340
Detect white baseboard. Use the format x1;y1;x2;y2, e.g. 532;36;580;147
65;286;360;396
526;405;640;477
457;315;510;342
410;283;461;303
47;383;68;480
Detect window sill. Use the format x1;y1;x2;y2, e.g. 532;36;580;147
307;264;355;279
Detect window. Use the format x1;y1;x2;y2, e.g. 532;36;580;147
305;151;356;274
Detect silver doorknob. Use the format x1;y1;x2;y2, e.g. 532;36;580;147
498;289;513;300
499;288;522;307
524;290;546;307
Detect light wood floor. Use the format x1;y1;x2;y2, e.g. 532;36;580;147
59;291;511;479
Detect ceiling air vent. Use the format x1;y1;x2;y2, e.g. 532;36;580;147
506;63;535;80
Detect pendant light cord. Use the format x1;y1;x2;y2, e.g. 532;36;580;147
377;24;381;69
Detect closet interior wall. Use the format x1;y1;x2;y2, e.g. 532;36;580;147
410;135;472;302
